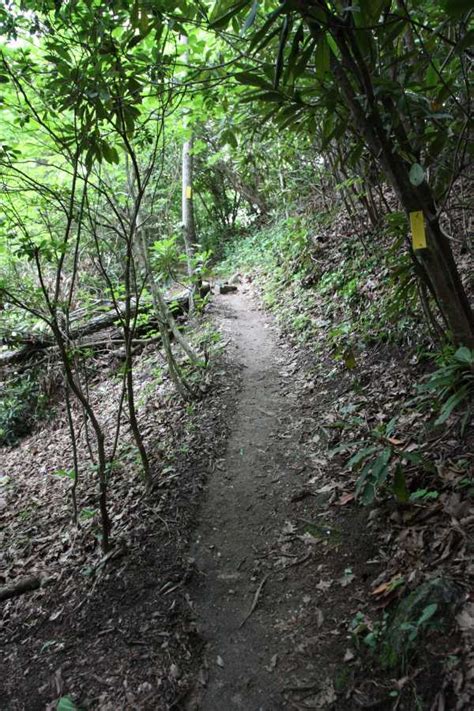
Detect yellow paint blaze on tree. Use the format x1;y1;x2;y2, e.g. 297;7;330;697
186;185;192;199
410;211;427;250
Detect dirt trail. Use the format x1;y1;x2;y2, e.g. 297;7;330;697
190;293;362;711
190;290;290;709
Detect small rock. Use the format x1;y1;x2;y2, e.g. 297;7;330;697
169;663;180;679
218;283;238;295
344;648;356;662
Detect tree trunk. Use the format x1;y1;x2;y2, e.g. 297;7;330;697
328;48;474;347
293;2;474;346
182;135;197;272
180;34;197;310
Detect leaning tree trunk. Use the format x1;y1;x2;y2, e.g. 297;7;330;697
293;1;474;347
328;49;474;347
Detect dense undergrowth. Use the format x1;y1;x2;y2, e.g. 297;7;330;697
0;371;51;446
220;212;424;352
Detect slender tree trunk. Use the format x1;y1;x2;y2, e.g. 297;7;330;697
65;382;80;525
136;226;200;365
135;228;198;400
180;34;197;310
52;323;111;550
182;136;197;273
123;252;151;486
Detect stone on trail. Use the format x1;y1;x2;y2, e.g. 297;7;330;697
217;283;238;295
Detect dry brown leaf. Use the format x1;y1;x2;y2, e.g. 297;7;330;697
336;492;355;506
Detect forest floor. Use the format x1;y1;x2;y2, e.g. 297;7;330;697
1;284;473;710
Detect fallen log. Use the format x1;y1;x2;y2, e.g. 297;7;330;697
0;575;43;601
0;285;210;368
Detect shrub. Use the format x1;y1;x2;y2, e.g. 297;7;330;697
0;372;47;446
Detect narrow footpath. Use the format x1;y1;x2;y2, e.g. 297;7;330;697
187;289;371;710
190;291;288;709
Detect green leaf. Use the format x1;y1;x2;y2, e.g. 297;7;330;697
210;0;251;29
401;450;423;465
358;448;392;504
52;468;76;480
79;507;97;520
409;163;425;186
57;697;79;711
234;71;273;90
410;489;439;501
454;347;474;365
373;448;392;480
393;464;409;503
359;0;389;24
242;0;259;33
435;386;468;425
221;129;237;148
315;35;330;78
417;603;438;626
249;4;286;52
455;28;474;54
101;144;120;165
274;16;291;89
240;89;283;103
348;445;379;469
442;0;473;17
284;21;304;80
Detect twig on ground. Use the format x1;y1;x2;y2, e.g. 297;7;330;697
239;573;270;628
285;552;312;568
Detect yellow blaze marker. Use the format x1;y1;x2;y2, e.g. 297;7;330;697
410;210;427;250
185;185;192;199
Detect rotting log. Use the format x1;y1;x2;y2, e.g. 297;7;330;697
0;285;210;368
0;575;46;601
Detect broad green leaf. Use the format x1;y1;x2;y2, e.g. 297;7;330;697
210;0;251;29
417;603;438;626
52;469;76;480
242;0;259;33
249;4;287;52
101;143;120;165
442;0;473;17
359;0;390;24
240;89;283;103
234;71;273;90
435;387;469;425
315;36;330;78
348;445;378;469
454;347;474;365
274;16;291;89
221;129;238;148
